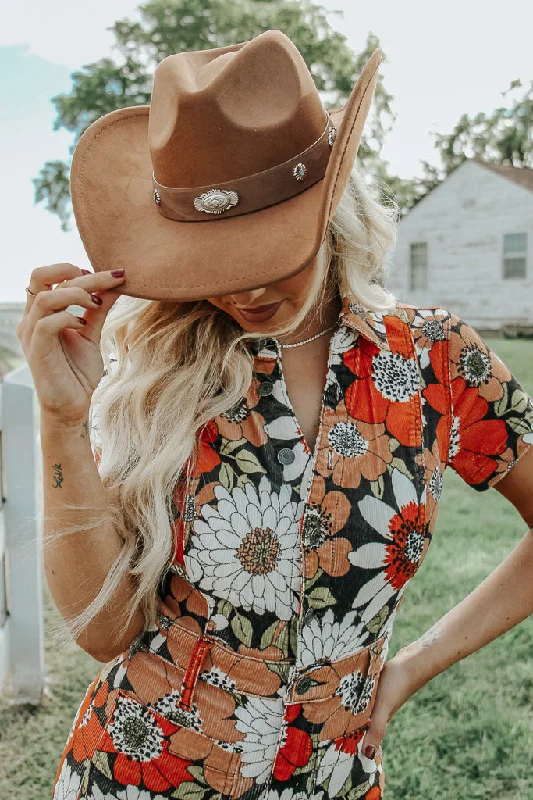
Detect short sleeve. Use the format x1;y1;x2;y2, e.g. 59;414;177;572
445;311;533;491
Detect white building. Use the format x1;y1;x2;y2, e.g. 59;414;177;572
387;158;533;332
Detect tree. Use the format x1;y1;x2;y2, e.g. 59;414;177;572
33;0;400;231
408;78;533;211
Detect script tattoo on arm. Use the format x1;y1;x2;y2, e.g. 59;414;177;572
81;418;89;439
414;618;446;649
52;463;64;489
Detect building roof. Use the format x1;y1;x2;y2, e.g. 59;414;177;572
471;157;533;193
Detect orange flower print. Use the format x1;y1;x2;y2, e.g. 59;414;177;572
316;404;393;490
415;438;443;529
297;608;369;669
316;723;380;795
410;308;448;353
216;380;268;448
349;468;429;625
344;328;421;447
302;475;352;579
272;703;312;781
449;317;511;403
302;666;375;741
234;695;286;784
192;420;221;478
68;678;111;763
446;377;508;486
489;445;522;485
422;338;451;464
98;693;195;793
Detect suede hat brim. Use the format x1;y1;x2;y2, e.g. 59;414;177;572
69;47;382;302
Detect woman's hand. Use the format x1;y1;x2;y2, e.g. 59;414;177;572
16;263;127;425
361;653;416;760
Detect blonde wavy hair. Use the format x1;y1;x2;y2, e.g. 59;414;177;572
45;162;400;652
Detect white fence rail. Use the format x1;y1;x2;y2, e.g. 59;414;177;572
0;362;44;704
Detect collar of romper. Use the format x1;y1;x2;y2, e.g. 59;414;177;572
246;294;392;358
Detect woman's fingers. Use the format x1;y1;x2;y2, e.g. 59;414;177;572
361;714;386;761
23;263;85;314
360;656;415;761
18;266;126;348
33;309;91;341
76;287;123;343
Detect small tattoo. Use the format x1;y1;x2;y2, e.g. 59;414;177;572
81;419;89;439
52;463;63;489
416;620;445;649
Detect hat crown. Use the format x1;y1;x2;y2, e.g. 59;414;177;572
148;29;328;188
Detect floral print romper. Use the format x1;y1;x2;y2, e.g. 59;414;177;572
52;295;533;800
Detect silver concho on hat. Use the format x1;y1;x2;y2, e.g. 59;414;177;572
293;162;307;181
193;188;240;214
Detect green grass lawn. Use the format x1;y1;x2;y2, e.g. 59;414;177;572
0;337;532;799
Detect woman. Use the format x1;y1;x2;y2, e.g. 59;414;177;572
19;31;533;800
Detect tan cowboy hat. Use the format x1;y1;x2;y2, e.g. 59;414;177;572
70;29;382;302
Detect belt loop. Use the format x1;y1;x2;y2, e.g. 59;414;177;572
179;635;214;711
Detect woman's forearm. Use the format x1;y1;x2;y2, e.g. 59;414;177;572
41;411;145;661
395;528;533;693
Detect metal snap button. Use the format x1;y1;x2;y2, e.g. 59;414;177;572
278;447;295;465
258;381;274;396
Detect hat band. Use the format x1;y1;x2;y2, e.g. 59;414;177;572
151;111;337;222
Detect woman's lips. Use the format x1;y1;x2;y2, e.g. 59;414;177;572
237;301;283;323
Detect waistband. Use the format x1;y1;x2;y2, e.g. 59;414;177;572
138;587;388;709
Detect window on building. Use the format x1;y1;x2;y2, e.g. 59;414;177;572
410;242;428;290
503;233;527;278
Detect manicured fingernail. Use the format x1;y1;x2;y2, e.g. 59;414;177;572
364;745;375;759
91;294;103;305
81;269;91;275
110;269;125;277
77;316;87;325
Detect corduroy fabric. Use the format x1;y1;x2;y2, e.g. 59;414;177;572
52;298;533;799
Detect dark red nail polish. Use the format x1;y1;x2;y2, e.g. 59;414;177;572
81;269;91;275
364;745;375;759
77;316;87;325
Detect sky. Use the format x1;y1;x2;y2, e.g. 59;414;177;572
1;0;532;302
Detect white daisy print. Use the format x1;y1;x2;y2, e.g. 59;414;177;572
349;468;427;624
185;476;303;620
108;695;164;761
297;608;369;668
88;785;121;800
52;760;81;800
371;350;420;402
199;665;237;693
117;787;168;800
335;669;376;715
234;695;285;783
316;734;379;796
324;324;359;402
267;790;319;800
411;308;448;368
